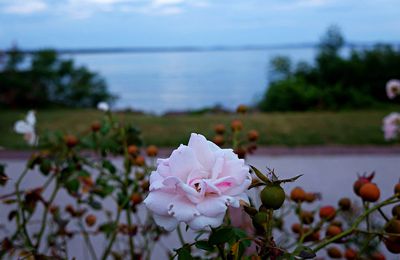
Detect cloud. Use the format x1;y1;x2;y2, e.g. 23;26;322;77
152;0;185;7
2;0;47;14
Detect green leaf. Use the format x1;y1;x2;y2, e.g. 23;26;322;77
65;179;80;194
117;192;129;208
88;197;102;210
195;240;214;252
209;227;235;245
102;160;116;174
176;245;193;260
78;170;90;177
99;222;117;238
293;245;316;259
250;165;271;184
277;174;303;184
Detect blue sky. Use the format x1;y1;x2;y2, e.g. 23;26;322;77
0;0;399;49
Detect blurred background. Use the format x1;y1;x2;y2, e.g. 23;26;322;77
0;0;399;148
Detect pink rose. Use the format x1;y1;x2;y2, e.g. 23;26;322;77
383;112;400;140
144;133;251;231
386;79;400;99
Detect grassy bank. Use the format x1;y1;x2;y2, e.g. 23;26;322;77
0;109;398;149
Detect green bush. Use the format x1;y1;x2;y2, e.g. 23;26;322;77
0;48;116;108
259;79;321;111
259;26;400;111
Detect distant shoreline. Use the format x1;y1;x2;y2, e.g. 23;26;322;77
4;42;400;55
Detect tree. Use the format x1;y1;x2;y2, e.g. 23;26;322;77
0;48;116;108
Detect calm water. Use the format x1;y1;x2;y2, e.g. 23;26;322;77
68;48;317;114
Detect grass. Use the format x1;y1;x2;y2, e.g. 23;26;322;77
0;108;399;149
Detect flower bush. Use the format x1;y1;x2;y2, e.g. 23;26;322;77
0;98;399;259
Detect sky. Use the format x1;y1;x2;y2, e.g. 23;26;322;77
0;0;399;49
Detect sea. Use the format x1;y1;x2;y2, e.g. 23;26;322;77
68;48;318;114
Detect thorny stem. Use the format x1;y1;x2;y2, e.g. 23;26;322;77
313;196;400;253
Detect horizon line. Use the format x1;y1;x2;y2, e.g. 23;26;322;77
3;41;400;55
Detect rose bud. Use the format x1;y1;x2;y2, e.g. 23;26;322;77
234;147;246;159
326;225;342;238
134;156;146;166
327;247;342;258
231;119;243;132
371;252;386;260
260;184;285;210
85;214;97;227
146;145;158;157
91;121;101;132
290;187;306;203
130;193;143;206
214;124;225;134
392;205;400;219
394;181;400;196
384;236;400;254
300;211;314;225
128;145;139;155
213;135;225;147
344;248;357;260
353;172;374;196
64;134;78;148
141;180;150;192
338;197;351;211
319;206;336;221
247;130;259;142
305;192;317;203
236;104;248;114
291;223;301;234
359;183;380;202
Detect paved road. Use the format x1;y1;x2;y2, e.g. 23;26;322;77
1;154;399;259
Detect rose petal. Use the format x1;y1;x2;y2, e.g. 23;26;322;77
188;213;225;230
196;196;229;217
188;133;216;171
14;121;33;134
26;110;36;126
153;214;179;231
223;175;251;196
168;145;200;181
149;171;165;191
144;190;176;215
168;195;200;222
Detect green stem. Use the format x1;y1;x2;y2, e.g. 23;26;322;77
35;182;60;250
176;224;185;246
78;221;97;260
101;208;122;260
15;168;34;248
266;209;274;241
313;196;400;253
126;209;135;259
217;244;227;260
378;208;390;222
364;201;370;231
